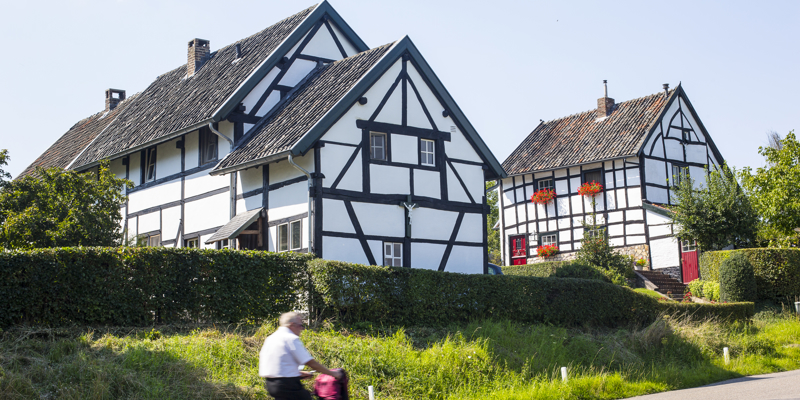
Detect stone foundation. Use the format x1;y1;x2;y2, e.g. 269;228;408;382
525;244;651;267
653;266;681;281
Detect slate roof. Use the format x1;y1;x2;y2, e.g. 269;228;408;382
18;96;136;178
205;208;263;244
214;42;393;171
502;89;677;176
70;5;316;168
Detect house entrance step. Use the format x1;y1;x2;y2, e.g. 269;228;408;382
637;270;687;299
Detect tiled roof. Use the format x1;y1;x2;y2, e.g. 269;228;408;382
205;208;263;244
70;5;315;168
17;96;136;178
214;42;393;171
502;89;676;176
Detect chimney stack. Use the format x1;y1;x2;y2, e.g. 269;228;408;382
105;89;126;111
188;38;210;76
663;83;670;97
597;80;615;118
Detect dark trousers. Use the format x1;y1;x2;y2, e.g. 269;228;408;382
265;377;312;400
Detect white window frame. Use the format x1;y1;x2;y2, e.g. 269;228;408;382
370;132;387;161
277;221;302;252
199;128;218;165
682;239;697;252
144;147;157;183
383;242;402;267
672;164;689;187
420;139;435;166
537;179;554;191
147;233;161;247
184;238;199;248
539;232;557;247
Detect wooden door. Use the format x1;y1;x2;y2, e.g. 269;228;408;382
681;239;699;283
510;235;527;265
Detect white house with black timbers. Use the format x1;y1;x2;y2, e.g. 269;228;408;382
22;2;505;274
498;83;724;282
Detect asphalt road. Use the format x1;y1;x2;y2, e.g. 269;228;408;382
624;369;800;400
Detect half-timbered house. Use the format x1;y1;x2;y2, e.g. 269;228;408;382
22;2;505;274
498;83;724;282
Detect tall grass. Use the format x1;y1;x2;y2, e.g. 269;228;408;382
1;311;798;399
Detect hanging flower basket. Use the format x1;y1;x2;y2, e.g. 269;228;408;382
537;244;559;258
578;181;603;197
530;189;556;205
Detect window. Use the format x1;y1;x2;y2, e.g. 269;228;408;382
537;179;554;191
582;169;602;185
420;139;435;166
672;165;689;187
539;232;557;247
682;239;697;252
370;132;386;161
199;128;218;165
143;147;156;183
277;221;302;252
146;234;161;247
216;239;231;249
383;242;402;266
586;227;607;240
184;238;199;248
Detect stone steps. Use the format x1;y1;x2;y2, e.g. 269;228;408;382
637;270;687;300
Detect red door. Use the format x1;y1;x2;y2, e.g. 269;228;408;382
681;239;699;283
510;236;527;265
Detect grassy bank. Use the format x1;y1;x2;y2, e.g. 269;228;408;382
1;312;799;399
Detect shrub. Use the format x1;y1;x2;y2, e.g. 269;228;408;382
687;279;705;298
552;261;612;283
719;252;757;302
501;261;565;277
703;281;720;301
699;249;800;303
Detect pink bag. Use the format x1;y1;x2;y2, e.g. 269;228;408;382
312;369;349;400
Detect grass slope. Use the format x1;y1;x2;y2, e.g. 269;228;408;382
1;312;798;399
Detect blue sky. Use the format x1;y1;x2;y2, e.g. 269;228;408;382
2;0;798;178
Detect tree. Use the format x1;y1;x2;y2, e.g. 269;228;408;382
486;181;501;264
575;192;633;286
670;164;758;250
740;131;800;247
0;149;10;187
0;161;132;250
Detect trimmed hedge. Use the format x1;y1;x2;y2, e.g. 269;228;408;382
699;249;800;302
0;247;312;327
720;252;757;302
659;302;754;321
552;261;613;283
501;261;565;277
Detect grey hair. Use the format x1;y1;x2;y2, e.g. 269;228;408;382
279;312;304;327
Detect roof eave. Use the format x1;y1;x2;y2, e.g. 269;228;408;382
209;149;292;176
504;153;639;178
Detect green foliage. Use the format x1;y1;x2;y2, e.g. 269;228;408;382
686;279;721;302
575;196;634;286
670;164;758;250
0;247;312;327
500;261;565;277
0;149;10;187
307;259;658;328
552;261;612;283
720;252;758;302
486;181;501;264
0;162;132;250
687;279;705;298
700;249;800;303
740;131;800;246
657;302;755;321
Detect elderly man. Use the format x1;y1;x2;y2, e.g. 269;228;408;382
259;312;343;399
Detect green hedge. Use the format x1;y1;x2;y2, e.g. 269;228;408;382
658;302;754;321
501;261;565;277
720;252;757;302
0;247;312;327
699;249;800;302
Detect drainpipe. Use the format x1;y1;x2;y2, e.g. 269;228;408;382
288;154;314;254
209;123;237;219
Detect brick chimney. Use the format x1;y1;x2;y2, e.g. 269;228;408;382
187;38;210;76
105;89;126;111
597;80;615;118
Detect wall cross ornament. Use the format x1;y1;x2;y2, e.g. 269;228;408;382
400;195;418;237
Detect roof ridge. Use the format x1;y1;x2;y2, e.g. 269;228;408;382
541;88;677;125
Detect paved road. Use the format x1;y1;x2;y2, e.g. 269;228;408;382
625;369;800;400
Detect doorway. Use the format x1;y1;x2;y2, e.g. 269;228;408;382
681;239;699;283
510;235;527;265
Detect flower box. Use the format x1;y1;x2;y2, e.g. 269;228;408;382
530;189;556;205
537;244;559;258
578;181;603;197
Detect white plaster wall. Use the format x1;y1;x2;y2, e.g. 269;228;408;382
128;217;138;239
628;236;646;245
686;144;707;164
608;224;624;237
128;180;182;213
374;83;402;125
184;171;228;198
609;237;625;247
367;240;383;265
411;208;458;240
323;236;369;265
156;138;182;179
664;140;683;161
514;187;524;204
650;224;672;237
110;157;126;180
445;246;483;274
606;190;617;210
337;149;363;192
238;167;262;194
569;167;580;176
352;201;405;237
557;197;570;215
241;67;280;114
406;62;458;139
503;207;516;228
608;211;623;224
411;242;447;270
646;209;672;226
645;158;666;185
626;167;640;186
650;137;665;158
184;130;199;170
370;164;410;195
626;223;645;235
268;183;308;220
647;186;669;204
236;195;262;212
446;164;470;203
329;23;358;56
279;59;317;87
626;209;644;221
627;187;643;207
391;134;418;165
651;236;680;269
455;213;481;243
199;234;215;249
690;166;706;189
321;144;358;188
161;206;181;241
217;122;233;157
605;171;615;189
184;192;229;234
301;25;343;60
570;195;583;215
554;169;567;178
406;86;430;130
138;211;160;234
414;169;440;199
445;130;482;163
322;198;355;233
453;163;484;202
554;179;568;195
270;154;314;182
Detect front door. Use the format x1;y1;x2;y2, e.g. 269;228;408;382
510;235;527;265
681;239;699;283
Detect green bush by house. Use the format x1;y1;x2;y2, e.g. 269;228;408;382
700;249;800;303
0;247;311;327
501;261;565;277
720;252;758;302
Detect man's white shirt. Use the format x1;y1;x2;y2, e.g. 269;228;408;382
259;326;314;378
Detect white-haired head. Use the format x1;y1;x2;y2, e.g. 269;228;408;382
279;312;304;327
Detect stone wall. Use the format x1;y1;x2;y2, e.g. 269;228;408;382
526;244;651;267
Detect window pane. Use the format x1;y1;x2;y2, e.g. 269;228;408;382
278;224;288;251
538;179;553;191
385;243;392;256
371;133;386;160
394;243;401;255
384;257;392;266
393;257;401;267
291;221;301;250
149;234;160;247
583;171;601;184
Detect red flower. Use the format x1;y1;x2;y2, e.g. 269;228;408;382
537;244;559;258
578;181;603;197
530;189;557;205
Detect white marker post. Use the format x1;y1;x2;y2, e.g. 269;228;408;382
561;366;568;382
368;385;375;400
723;347;730;365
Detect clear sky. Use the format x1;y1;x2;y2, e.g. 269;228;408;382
2;0;798;178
